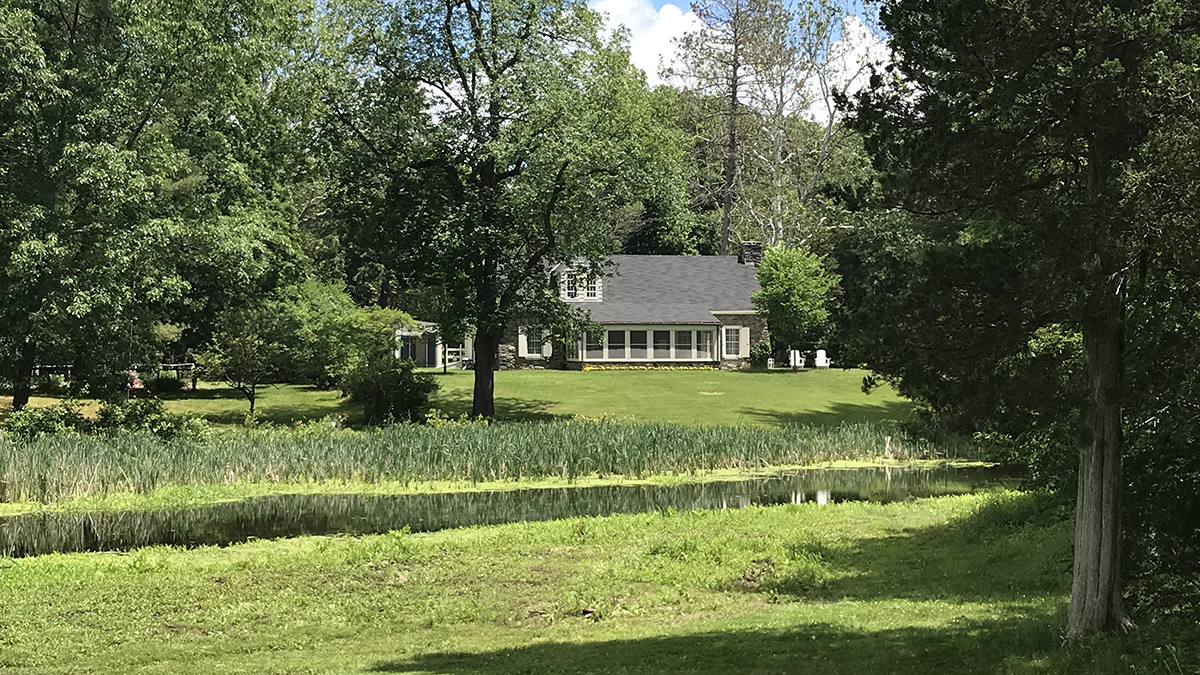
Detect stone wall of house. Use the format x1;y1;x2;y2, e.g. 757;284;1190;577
505;322;565;370
718;313;767;370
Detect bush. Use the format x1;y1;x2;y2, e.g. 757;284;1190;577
1;401;88;437
34;373;68;395
749;339;772;368
344;360;439;425
94;399;201;439
144;374;187;395
1;399;203;439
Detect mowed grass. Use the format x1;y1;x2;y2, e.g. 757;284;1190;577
9;369;909;428
430;369;912;427
1;491;1192;674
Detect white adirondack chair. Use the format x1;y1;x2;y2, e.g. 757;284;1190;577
815;349;831;369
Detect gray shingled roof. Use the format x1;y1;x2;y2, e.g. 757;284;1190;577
565;255;759;324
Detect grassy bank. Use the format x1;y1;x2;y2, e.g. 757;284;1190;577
0;491;1192;674
0;421;975;504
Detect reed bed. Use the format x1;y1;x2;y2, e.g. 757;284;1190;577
0;421;978;503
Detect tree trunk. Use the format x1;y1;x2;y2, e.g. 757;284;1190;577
11;339;37;411
471;330;501;418
721;58;740;257
1066;279;1133;639
248;387;257;415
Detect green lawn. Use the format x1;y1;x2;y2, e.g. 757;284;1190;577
5;368;902;428
0;491;1191;674
11;369;909;428
428;369;912;427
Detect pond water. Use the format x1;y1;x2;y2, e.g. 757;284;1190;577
0;466;1020;557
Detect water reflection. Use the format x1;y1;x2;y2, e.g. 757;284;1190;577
0;466;1020;557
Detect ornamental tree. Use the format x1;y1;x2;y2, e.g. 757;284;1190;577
752;245;839;353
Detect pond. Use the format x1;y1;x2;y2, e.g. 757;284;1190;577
0;465;1021;557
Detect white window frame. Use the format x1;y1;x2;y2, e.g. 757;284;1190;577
568;326;719;362
560;269;601;302
519;326;551;359
724;327;741;357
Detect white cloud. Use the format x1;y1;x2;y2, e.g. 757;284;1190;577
590;0;890;120
590;0;700;87
804;15;890;123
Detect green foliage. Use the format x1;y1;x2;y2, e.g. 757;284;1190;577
843;0;1200;622
343;360;440;425
1;398;200;439
748;338;773;368
752;246;839;351
0;0;311;408
1;401;88;437
281;282;413;389
198;302;294;413
34;374;68;395
320;0;690;415
94;399;204;440
145;375;187;396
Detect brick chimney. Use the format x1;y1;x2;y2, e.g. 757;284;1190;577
738;241;764;265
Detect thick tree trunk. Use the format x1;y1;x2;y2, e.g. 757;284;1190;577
1066;281;1133;639
11;339;37;411
471;330;501;418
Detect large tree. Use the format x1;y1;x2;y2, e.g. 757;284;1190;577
847;0;1200;637
0;0;307;408
323;0;687;417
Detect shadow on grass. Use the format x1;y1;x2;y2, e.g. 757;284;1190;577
738;399;915;427
432;389;559;422
197;398;362;426
372;494;1075;675
369;611;1062;674
762;492;1073;605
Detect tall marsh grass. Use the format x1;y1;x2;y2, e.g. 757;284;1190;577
0;421;978;503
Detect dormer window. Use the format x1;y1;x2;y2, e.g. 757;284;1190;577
561;270;601;302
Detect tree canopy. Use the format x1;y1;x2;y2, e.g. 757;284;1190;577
845;0;1200;637
320;0;690;416
0;0;309;408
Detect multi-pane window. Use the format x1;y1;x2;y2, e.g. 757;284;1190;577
607;330;626;359
574;328;723;361
724;327;741;357
524;327;543;356
629;331;648;359
653;331;671;359
586;333;603;359
675;330;692;359
562;271;599;301
697;331;714;359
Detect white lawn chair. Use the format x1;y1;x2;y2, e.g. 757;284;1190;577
815;349;831;369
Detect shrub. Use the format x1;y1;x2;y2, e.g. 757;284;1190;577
1;401;88;436
344;360;439;425
95;399;201;439
749;339;772;368
34;373;68;395
145;375;187;395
